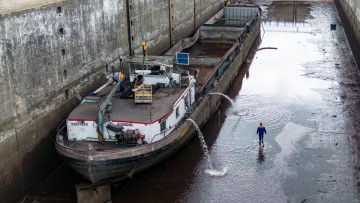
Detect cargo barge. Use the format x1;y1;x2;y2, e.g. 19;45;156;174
55;1;261;184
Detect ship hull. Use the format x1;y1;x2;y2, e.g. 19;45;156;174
56;122;196;183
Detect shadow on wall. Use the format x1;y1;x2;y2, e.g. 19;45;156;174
335;0;360;69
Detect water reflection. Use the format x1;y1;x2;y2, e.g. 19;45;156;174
257;145;265;164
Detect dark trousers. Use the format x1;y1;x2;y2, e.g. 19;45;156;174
258;134;264;143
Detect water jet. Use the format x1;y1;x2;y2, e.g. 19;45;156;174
210;92;235;106
187;119;227;176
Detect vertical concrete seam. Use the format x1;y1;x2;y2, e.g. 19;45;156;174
193;0;196;30
58;4;66;84
14;128;25;196
125;0;133;56
139;0;144;44
4;29;25;195
168;0;172;47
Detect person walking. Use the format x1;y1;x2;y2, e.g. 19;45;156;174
257;122;267;145
245;23;251;36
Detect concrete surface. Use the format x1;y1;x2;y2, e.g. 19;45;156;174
76;183;111;203
0;0;65;16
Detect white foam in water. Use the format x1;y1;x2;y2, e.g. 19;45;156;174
232;109;249;116
204;167;228;177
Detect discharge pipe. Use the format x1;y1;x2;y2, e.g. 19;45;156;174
254;47;277;52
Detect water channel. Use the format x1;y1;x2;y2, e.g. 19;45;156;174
112;1;360;202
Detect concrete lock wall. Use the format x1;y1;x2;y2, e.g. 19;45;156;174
0;0;222;202
337;0;360;57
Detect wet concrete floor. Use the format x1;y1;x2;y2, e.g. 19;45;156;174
22;1;360;203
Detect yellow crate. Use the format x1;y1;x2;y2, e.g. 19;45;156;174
134;86;152;104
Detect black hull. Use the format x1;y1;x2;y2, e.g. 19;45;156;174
56;129;193;184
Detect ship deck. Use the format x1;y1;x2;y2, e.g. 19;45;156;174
68;41;231;123
68;85;185;123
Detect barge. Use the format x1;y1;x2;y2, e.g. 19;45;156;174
55;2;261;184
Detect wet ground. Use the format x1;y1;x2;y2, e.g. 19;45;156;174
22;1;360;202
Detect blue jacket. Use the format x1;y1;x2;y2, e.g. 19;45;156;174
257;126;266;135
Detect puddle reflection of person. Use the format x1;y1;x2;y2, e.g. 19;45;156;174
257;146;265;164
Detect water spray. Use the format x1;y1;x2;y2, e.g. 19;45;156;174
186;118;227;177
